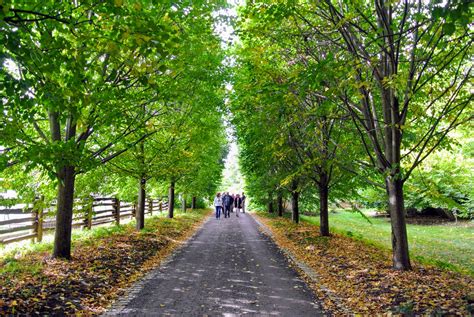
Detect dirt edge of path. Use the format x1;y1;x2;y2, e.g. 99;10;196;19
251;213;352;315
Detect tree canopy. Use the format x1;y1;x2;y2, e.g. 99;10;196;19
1;0;228;259
0;0;472;272
229;0;472;270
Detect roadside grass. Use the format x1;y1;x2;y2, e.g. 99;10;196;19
300;211;474;276
0;209;210;315
0;208;176;260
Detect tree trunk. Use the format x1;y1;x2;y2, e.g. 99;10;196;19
386;177;411;270
268;194;274;213
291;191;299;224
136;177;146;230
53;165;76;259
168;181;175;218
182;195;186;212
191;196;197;210
268;201;274;213
277;192;283;217
290;180;299;223
319;174;330;236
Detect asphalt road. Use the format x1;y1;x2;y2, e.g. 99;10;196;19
107;211;324;316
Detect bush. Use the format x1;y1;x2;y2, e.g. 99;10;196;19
404;146;473;219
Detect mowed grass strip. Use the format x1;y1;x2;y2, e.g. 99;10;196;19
0;209;211;315
301;211;474;276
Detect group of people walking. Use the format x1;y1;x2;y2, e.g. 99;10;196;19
213;192;246;219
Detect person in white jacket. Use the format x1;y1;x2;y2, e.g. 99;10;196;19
214;193;223;219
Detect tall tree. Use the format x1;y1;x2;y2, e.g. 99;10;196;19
233;5;361;231
0;1;226;258
291;0;473;269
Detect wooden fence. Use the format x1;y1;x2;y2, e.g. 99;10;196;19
0;197;169;245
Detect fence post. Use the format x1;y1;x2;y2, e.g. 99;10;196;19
159;199;163;213
132;202;136;219
113;197;121;225
149;199;153;216
84;196;93;229
33;196;44;243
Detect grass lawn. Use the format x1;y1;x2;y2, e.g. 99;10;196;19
301;211;474;276
0;208;180;259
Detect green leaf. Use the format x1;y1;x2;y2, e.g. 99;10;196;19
442;23;455;35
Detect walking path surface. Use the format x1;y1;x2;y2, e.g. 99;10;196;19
106;212;324;316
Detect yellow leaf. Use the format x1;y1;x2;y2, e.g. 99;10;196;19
122;31;130;40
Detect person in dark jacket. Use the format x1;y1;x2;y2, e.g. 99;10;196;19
234;194;242;217
222;192;232;218
229;194;235;213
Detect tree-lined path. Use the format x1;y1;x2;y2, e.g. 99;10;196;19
1;0;472;315
106;213;323;316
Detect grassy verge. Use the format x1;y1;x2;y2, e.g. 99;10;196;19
0;209;211;315
255;211;473;315
0;209;175;259
301;211;474;276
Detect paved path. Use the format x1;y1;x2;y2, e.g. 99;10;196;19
107;212;324;316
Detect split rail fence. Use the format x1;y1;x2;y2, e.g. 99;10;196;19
0;197;168;245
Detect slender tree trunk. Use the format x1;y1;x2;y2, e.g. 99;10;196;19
52;111;77;259
290;180;299;223
277;192;283;217
136;177;146;230
53;165;76;259
168;180;175;218
268;193;274;213
182;195;186;212
191;196;197;210
319;173;330;236
136;135;146;230
291;191;299;224
386;177;411;270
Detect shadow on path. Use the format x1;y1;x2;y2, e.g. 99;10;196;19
105;212;325;316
